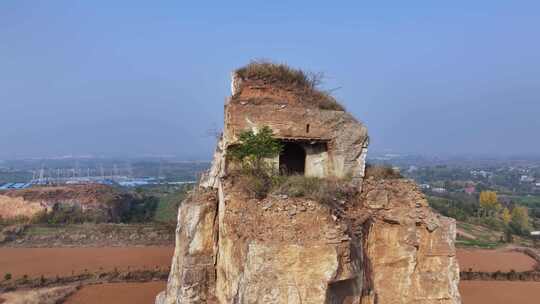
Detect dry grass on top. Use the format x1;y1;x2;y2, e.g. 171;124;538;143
364;164;402;180
272;175;358;207
235;60;345;111
229;168;358;206
236;61;316;89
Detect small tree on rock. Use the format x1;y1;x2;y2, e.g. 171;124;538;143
228;126;282;174
228;126;283;199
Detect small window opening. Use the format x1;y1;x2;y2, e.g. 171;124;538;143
306;124;310;133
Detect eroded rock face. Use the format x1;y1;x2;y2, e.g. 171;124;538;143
157;177;460;304
213;182;364;303
157;65;460;304
156;189;218;304
360;179;461;304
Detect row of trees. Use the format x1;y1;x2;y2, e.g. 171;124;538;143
478;190;531;235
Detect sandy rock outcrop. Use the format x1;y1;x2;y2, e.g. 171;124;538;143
157;63;460;304
157;189;219;304
213;181;365;303
158;179;367;304
359;179;460;304
157;177;460;304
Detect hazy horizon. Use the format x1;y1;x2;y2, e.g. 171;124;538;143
2;1;539;159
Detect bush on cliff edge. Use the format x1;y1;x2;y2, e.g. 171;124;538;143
228;126;283;199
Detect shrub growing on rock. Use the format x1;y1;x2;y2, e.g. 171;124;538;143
228;126;282;173
228;126;283;199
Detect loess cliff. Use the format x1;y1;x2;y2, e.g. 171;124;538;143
156;62;460;304
0;184;135;222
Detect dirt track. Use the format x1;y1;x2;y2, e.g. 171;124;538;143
0;247;174;279
64;282;166;304
457;248;537;272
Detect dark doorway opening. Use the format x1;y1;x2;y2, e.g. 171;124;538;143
279;142;306;175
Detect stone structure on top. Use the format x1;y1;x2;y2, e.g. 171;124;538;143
202;62;369;188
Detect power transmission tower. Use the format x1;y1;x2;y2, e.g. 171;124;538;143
100;164;105;181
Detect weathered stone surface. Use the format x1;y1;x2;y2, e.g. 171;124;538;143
220;242;339;303
212;183;364;304
361;179;461;304
159;179;460;304
156;189;218;304
157;65;460;304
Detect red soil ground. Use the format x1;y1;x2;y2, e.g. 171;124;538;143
3;246;540;303
64;282;166;304
62;281;540;304
61;281;540;304
460;281;540;304
456;248;537;272
0;247;174;279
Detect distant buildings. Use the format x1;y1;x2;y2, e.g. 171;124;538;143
464;185;476;195
419;184;448;194
520;175;535;183
0;178;196;190
419;184;431;190
0;183;32;190
432;187;447;194
117;178;196;187
470;170;492;178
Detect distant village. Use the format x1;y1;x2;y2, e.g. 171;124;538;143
370;153;540;196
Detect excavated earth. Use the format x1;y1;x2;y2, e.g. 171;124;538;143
0;185;135;222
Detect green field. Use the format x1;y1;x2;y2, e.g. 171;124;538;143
150;185;191;223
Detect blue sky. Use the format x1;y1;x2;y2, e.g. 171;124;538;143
1;1;539;159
